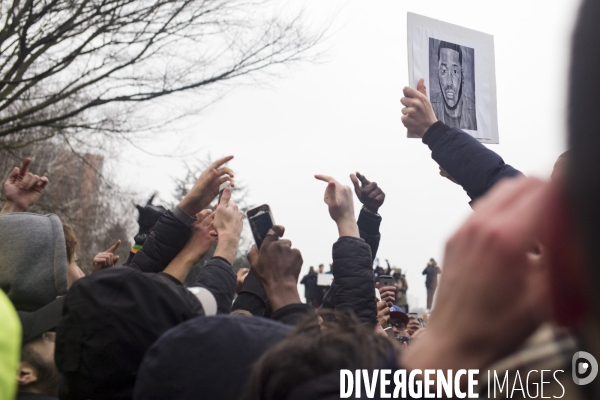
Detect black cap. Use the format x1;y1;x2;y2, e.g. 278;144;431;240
17;297;64;344
133;315;292;400
55;267;204;400
136;194;167;231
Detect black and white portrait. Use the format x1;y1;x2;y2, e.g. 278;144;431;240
428;38;477;130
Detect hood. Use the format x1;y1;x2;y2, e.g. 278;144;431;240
0;213;68;311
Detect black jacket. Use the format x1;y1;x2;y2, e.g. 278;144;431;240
128;210;236;314
423;122;523;202
321;209;381;311
327;236;377;324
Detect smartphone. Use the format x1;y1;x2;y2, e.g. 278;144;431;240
218;181;231;204
246;204;275;249
379;274;394;288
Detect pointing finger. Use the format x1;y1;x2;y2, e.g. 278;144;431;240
19;158;31;177
220;187;232;206
350;174;361;193
314;174;336;184
106;239;121;253
356;172;370;186
210;155;234;170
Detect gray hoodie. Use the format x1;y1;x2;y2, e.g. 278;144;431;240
0;213;68;311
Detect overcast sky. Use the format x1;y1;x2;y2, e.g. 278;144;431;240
117;0;580;309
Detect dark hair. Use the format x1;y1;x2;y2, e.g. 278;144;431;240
62;223;78;264
438;41;463;65
242;310;399;400
568;0;600;314
21;335;63;395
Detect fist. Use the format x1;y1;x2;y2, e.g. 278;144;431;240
401;78;438;138
248;225;303;291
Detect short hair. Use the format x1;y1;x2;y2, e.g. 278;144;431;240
230;309;252;317
568;0;600;313
438;41;463;65
21;335;62;394
62;223;78;264
241;310;399;400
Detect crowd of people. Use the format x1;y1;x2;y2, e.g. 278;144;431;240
1;1;600;399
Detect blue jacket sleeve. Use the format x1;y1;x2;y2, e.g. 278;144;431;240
423;122;523;201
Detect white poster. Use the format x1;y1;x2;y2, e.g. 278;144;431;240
407;13;499;144
317;273;332;287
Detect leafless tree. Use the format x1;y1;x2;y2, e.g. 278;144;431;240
0;0;326;150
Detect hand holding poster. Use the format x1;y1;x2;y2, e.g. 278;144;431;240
407;13;499;144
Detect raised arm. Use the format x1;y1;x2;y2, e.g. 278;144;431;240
350;172;385;260
129;156;234;273
401;79;522;202
315;174;377;324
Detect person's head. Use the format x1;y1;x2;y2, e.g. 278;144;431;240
18;332;62;396
388;305;409;337
437;41;463;108
309;266;315;274
55;268;205;400
318;264;324;273
242;311;398;400
544;0;600;359
0;213;68;311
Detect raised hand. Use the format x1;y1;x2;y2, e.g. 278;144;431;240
212;187;244;264
178;156;235;216
315;174;359;238
236;268;250;294
350;172;385;213
377;300;390;328
1;158;49;214
378;285;396;308
406;316;422;336
164;209;217;282
92;240;121;273
401;78;438;138
247;225;303;311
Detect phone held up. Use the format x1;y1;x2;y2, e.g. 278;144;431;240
378;274;394;288
246;204;275;250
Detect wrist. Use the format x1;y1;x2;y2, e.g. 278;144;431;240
335;218;359;238
362;205;379;215
213;234;239;265
265;282;302;311
177;198;200;217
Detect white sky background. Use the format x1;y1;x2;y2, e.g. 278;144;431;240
117;0;580;309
